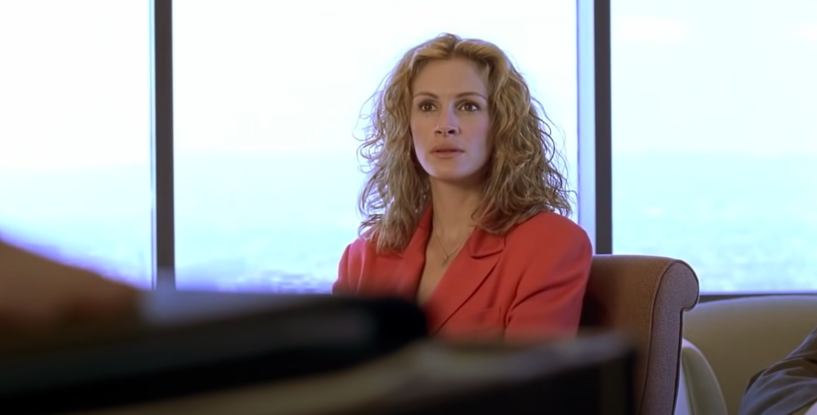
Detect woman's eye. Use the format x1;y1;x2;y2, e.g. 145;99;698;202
419;103;435;112
460;102;479;111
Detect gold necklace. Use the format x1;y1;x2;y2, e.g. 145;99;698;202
433;225;472;266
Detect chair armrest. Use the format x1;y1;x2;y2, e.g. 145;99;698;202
582;255;700;415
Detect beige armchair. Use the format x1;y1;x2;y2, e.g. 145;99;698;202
679;295;817;415
581;255;700;415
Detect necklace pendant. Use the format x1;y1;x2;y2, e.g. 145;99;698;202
442;257;449;266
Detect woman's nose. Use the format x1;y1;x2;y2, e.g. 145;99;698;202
434;110;460;136
434;125;460;136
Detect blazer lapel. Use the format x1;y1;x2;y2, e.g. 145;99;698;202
425;227;505;334
383;206;505;333
386;209;432;301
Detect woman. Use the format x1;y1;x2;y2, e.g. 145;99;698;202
333;33;593;342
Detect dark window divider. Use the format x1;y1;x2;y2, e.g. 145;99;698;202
152;0;175;290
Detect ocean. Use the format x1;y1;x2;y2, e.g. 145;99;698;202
1;152;815;294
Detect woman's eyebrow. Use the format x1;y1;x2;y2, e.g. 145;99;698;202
412;91;487;100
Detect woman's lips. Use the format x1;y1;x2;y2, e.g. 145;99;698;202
431;149;464;159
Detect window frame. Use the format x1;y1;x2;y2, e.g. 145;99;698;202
152;0;175;290
577;0;612;255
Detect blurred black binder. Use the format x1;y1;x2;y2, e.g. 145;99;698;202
24;331;635;415
0;292;427;414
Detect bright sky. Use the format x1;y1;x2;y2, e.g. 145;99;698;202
0;0;815;173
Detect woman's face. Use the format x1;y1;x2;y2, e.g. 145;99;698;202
410;58;491;187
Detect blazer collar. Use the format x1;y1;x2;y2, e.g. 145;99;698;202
397;206;505;260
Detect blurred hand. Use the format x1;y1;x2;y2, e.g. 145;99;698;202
0;240;141;333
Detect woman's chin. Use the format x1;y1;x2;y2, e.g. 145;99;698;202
427;170;482;187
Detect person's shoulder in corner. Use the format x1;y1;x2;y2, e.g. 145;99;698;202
0;238;140;332
739;325;817;415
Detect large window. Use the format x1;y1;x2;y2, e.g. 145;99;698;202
9;1;813;295
0;0;153;288
172;0;580;292
611;2;817;292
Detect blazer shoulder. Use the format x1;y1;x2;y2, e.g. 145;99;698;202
347;236;369;253
344;236;374;263
498;212;592;272
509;211;592;247
335;236;374;295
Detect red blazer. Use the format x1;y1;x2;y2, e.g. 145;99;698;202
333;208;593;342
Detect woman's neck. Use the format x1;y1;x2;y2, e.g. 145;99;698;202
429;179;481;242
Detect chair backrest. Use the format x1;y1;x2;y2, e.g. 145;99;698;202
581;255;700;415
683;295;817;415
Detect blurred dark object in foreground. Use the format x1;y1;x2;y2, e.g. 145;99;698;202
0;292;635;415
0;292;427;414
46;331;634;415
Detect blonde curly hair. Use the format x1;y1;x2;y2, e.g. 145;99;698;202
357;33;573;253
